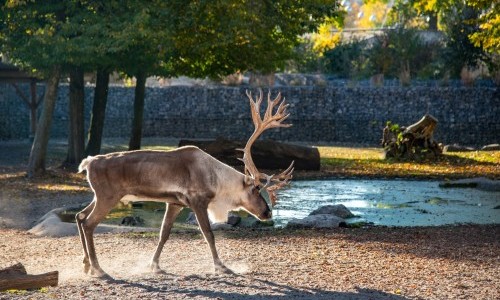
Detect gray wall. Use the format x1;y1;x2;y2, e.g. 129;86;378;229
1;83;498;146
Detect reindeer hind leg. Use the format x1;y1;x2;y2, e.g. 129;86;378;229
75;199;95;274
80;195;120;278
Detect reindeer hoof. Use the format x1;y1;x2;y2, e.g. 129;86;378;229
149;262;167;274
215;264;234;275
90;268;111;279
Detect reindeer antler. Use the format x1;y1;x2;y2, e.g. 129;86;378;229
242;89;294;206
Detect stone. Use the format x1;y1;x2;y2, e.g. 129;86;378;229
238;215;274;228
443;144;476;152
286;214;346;229
439;177;500;192
210;223;233;231
309;204;355;219
29;207;157;237
481;144;500;151
121;216;145;226
227;212;241;226
185;212;198;225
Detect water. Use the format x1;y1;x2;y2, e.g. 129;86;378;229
76;179;499;228
274;179;500;227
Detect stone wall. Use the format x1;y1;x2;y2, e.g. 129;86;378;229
1;83;498;146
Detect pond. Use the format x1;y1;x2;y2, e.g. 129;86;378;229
68;179;499;228
274;179;500;227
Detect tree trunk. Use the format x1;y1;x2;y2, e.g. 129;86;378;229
128;71;147;150
428;13;438;31
64;66;85;168
27;67;61;178
179;138;320;171
383;115;442;160
85;69;110;156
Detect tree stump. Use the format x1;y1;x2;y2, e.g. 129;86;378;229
179;138;320;171
0;263;58;291
382;115;442;160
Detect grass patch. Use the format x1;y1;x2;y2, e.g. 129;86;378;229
0;141;498;199
318;146;499;179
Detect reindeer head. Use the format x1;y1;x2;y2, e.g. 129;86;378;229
239;90;294;220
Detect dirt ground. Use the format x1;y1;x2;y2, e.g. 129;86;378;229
1;225;499;300
0;139;499;299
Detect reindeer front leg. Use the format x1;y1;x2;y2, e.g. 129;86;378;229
191;204;233;274
149;203;184;273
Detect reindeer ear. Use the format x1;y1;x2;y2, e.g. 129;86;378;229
244;175;254;186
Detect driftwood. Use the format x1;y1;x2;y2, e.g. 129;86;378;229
382;115;442;159
179;138;320;171
0;263;58;291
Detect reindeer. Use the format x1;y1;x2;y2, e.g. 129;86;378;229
76;90;294;278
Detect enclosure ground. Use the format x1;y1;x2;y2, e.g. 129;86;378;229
1;225;499;299
0;138;499;299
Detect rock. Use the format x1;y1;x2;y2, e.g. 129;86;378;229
286;215;346;229
185;211;247;229
210;223;233;231
481;144;500;151
227;212;241;226
238;215;274;228
121;216;145;226
185;212;198;225
309;204;355;219
439;177;500;192
443;144;475;152
29;207;157;237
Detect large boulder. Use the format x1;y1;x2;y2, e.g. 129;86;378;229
286;215;347;229
309;204;355;219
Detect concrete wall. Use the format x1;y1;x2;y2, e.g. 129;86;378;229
1;83;498;146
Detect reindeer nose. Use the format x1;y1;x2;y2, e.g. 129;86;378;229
261;209;272;220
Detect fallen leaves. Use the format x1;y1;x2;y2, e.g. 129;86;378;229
318;147;500;179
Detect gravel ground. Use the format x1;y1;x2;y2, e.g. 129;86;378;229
1;139;499;299
1;225;499;299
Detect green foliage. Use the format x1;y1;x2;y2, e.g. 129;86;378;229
467;0;499;55
1;0;341;79
163;0;342;78
323;39;368;79
324;28;442;82
286;38;327;73
439;2;487;77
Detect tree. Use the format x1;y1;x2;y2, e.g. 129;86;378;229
163;1;342;78
1;1;72;177
110;1;171;150
440;2;486;77
125;0;342;150
3;0;342;171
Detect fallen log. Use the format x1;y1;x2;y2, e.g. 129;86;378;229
179;138;320;171
0;263;58;291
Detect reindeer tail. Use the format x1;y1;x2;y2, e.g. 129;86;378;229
78;156;94;173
